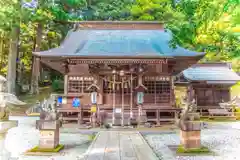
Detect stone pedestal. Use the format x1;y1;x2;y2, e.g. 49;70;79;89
0;121;18;160
36;120;60;149
180;121;201;149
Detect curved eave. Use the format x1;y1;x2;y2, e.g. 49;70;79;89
182;74;240;85
33;51;205;59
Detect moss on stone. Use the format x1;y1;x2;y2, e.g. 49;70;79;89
88;133;96;141
199;117;236;122
177;145;210;154
27;144;64;153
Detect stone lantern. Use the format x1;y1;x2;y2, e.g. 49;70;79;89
0;75;24;160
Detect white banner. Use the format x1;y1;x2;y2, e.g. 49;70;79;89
91;92;97;104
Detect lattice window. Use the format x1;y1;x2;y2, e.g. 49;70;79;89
68;76;94;93
143;76;171;103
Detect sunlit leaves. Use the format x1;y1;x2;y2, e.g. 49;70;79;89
86;0;132;20
129;0;176;21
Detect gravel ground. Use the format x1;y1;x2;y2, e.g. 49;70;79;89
3;116;91;160
144;122;240;160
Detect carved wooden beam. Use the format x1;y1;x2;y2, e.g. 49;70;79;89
68;59;168;64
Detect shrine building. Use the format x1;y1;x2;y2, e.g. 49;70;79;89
32;21;240;125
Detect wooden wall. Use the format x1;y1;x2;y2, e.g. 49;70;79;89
63;62;175;109
193;84;231;106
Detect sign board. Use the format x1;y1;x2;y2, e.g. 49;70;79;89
137;92;144;104
57;96;62;104
115;108;121;113
91;105;97;113
91;92;97;104
72;98;80;108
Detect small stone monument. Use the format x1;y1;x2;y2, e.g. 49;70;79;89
37;120;61;149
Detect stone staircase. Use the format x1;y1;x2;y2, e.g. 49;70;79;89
105;110;147;126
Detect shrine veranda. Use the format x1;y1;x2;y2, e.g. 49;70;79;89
32;21;240;125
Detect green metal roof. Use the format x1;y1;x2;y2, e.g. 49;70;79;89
34;30;205;58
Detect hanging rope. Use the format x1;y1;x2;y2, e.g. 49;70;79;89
99;75;137;84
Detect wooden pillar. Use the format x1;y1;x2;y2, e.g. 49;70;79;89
78;109;83;125
170;76;175;106
130;72;133;118
64;75;68;95
112;73;116;124
174;110;178;120
97;77;103;105
156;110;160;125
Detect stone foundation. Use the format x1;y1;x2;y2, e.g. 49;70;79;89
180;121;201;149
180;130;201;149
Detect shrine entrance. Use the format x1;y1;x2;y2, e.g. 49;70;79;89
97;64;147;126
101;69;137;126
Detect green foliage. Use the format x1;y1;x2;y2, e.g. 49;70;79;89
52;80;64;92
0;0;239;94
168;0;240;62
129;0;177;21
82;0;133;20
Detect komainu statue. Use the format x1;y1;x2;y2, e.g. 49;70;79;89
32;97;62;129
175;98;200;129
176;97;202;149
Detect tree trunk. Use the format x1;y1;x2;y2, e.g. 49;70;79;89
7;27;20;94
0;33;3;70
30;23;43;94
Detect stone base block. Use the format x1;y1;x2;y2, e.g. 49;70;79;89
180;130;201;149
39;130;59;149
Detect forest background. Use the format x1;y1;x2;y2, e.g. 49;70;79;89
0;0;239;95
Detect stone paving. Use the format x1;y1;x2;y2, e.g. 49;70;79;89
84;131;158;160
144;122;240;160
